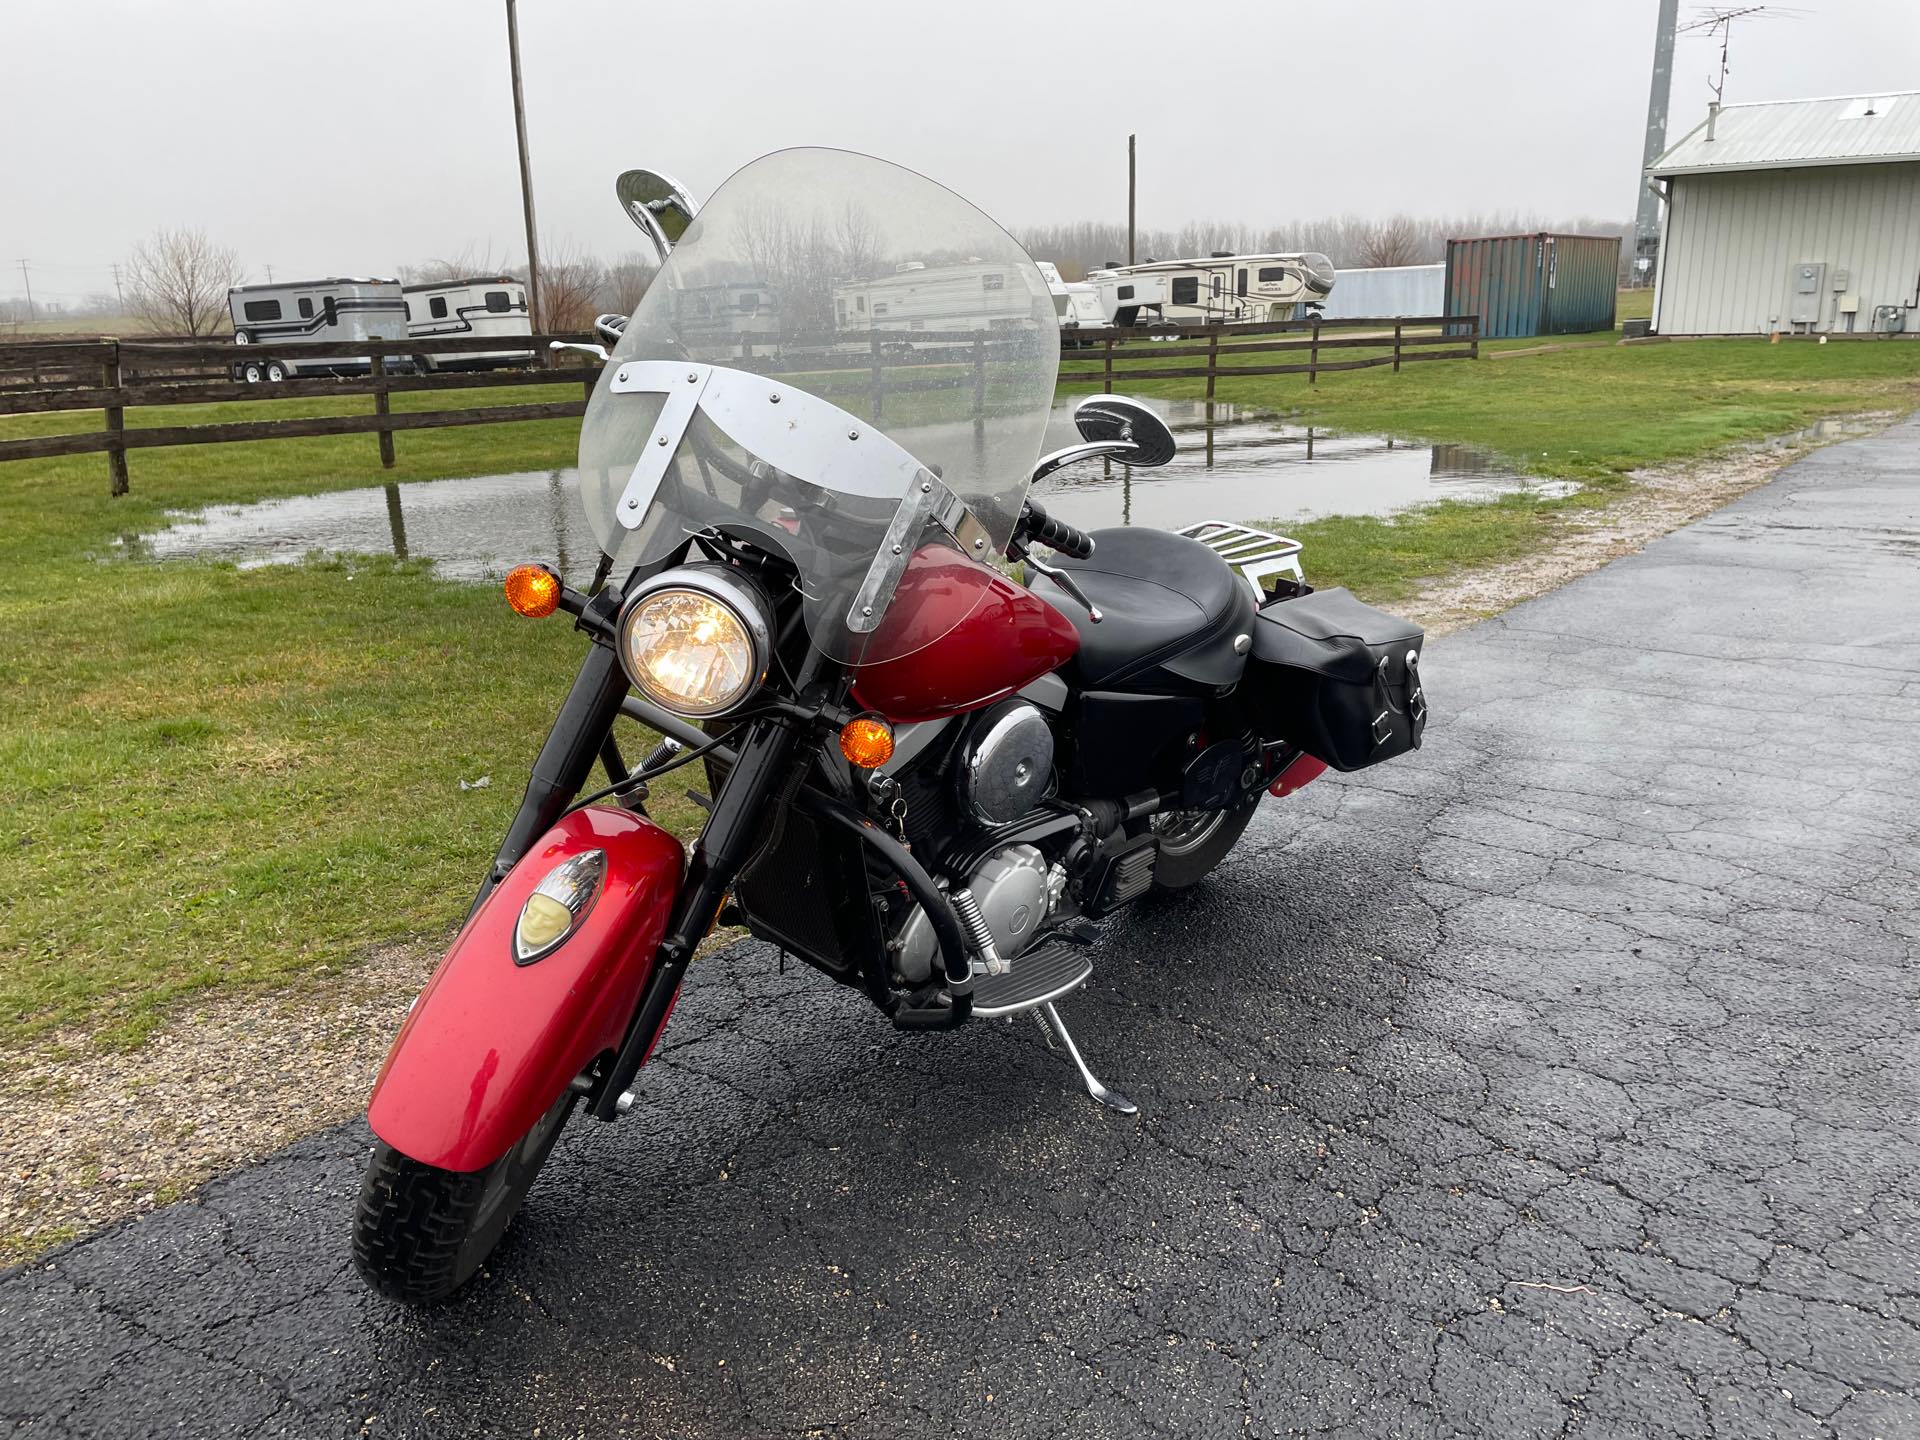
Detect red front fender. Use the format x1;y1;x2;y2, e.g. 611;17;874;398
368;805;684;1173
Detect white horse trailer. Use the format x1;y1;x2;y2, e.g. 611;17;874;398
403;277;534;370
227;278;409;380
1087;252;1337;327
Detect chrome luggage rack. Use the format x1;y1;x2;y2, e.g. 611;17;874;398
1177;521;1305;598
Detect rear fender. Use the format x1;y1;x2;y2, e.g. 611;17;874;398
368;805;683;1173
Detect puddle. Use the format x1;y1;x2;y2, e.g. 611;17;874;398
138;396;1560;584
1032;398;1564;532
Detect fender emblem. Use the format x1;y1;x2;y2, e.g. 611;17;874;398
513;850;607;965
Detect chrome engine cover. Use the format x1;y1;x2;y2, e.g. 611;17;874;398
893;844;1051;983
957;700;1053;826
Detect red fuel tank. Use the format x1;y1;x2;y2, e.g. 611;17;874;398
850;545;1079;723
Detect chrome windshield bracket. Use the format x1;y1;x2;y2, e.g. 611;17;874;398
608;360;714;529
846;470;993;634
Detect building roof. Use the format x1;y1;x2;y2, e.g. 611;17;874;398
1650;92;1920;177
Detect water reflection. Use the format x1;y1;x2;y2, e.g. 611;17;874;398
139;396;1563;582
1031;397;1561;532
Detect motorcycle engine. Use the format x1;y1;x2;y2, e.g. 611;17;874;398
890;844;1061;984
956;700;1053;825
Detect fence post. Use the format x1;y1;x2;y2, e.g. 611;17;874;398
1470;317;1481;360
972;335;986;416
102;341;129;496
1205;328;1219;402
1393;321;1402;374
371;352;395;469
869;331;885;420
1309;315;1320;385
1102;335;1114;392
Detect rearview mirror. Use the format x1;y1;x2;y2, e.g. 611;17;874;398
616;169;700;263
1073;395;1177;468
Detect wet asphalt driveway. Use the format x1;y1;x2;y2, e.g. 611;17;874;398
5;420;1920;1438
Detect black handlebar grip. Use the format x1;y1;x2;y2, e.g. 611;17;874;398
1021;499;1095;560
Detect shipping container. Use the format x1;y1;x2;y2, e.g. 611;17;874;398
1444;233;1620;338
1318;263;1445;320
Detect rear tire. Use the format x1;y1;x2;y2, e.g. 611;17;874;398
351;1091;573;1305
1148;795;1261;890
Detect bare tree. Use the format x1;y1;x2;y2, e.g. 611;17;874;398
1358;215;1422;268
398;243;509;286
537;240;607;334
124;227;244;336
602;251;656;315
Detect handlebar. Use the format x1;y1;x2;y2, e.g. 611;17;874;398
1016;499;1095;560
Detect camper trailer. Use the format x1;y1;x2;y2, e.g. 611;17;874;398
1036;261;1111;341
833;260;1045;346
227;278;409;380
403;277;534;370
1086;252;1337;327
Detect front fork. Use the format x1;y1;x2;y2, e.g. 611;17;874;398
479;626;813;1122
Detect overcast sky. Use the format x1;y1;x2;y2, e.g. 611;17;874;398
4;0;1917;304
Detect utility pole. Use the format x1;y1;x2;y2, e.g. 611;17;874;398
505;0;543;332
110;262;125;314
1127;134;1137;267
264;263;275;284
15;260;35;323
1633;0;1680;282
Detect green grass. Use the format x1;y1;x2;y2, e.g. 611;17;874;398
3;337;1918;1051
0;394;696;1051
1064;332;1920;482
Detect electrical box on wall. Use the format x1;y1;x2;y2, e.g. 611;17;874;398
1789;263;1826;324
1831;269;1850;291
1838;294;1860;314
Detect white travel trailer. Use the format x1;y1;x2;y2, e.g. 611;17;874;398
403;276;534;370
1086;252;1337;326
833;259;1043;343
227;278;409;380
1037;261;1113;340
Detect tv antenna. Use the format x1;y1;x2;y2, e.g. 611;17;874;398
1680;5;1801;107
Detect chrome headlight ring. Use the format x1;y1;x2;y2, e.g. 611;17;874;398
615;563;773;719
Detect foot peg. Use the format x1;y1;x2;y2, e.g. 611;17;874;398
1034;1000;1136;1116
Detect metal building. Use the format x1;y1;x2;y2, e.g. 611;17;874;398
1649;93;1920;336
1444;234;1621;338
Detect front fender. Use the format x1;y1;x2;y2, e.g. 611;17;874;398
368;805;684;1172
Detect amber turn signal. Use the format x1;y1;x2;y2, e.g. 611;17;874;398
504;564;562;618
838;715;895;769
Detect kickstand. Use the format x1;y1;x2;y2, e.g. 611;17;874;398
1033;1000;1137;1116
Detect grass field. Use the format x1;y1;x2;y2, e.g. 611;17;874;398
0;388;693;1051
2;336;1917;1052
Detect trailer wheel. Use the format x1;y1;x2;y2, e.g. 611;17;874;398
242;362;264;384
265;361;287;383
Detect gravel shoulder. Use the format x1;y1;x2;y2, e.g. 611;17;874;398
0;412;1899;1264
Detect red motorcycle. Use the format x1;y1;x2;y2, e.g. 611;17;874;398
354;149;1428;1303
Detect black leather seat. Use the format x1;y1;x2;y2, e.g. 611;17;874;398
1030;527;1255;690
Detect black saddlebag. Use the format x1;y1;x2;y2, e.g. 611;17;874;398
1245;588;1427;772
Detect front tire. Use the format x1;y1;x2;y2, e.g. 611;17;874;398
351;1090;573;1304
1148;794;1260;890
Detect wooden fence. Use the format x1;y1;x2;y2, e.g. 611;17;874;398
1061;314;1480;395
0;313;1479;493
0;333;603;495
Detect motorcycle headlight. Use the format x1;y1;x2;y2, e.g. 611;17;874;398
617;566;771;718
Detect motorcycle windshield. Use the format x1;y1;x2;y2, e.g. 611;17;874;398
578;147;1059;664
